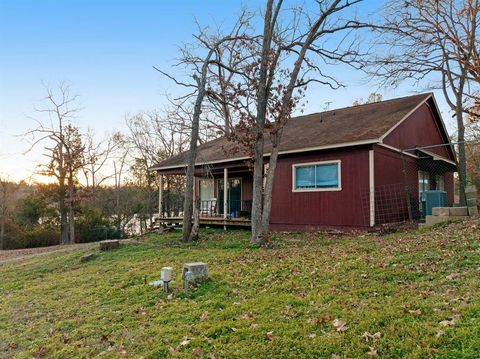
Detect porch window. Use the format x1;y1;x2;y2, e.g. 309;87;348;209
292;160;341;191
435;175;445;191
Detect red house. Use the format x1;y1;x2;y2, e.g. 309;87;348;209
151;93;457;231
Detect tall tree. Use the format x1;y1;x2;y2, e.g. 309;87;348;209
223;0;368;244
154;17;251;241
25;83;84;244
367;0;480;206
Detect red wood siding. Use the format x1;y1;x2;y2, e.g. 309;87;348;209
383;103;452;159
374;145;419;223
373;145;455;224
269;147;371;231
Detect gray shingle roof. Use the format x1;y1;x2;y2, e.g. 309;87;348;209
151;93;432;171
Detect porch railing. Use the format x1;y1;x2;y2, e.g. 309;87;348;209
159;198;252;219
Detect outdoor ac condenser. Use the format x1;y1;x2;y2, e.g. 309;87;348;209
421;190;448;216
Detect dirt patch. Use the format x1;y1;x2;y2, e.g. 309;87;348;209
0;242;99;265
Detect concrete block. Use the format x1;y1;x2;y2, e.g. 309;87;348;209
467;198;478;207
466;185;477;193
468;206;479;216
182;262;208;283
466;191;478;200
99;239;119;251
425;215;450;226
432;207;450;216
449;207;469;217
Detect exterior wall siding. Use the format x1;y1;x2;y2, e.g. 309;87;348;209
269;146;371;231
383;102;452;159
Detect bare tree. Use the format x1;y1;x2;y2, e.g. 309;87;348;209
367;0;480;206
220;0;368;244
352;92;383;106
25;83;84;244
82;130;118;204
154;18;252;241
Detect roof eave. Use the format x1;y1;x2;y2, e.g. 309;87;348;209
150;138;380;172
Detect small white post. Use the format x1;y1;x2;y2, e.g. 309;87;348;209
158;174;163;219
223;168;228;230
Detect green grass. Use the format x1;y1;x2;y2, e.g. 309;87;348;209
1;221;480;358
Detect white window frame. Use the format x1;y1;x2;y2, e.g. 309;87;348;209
292;160;342;192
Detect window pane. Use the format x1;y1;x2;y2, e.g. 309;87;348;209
435;175;444;191
315;163;339;188
295;165;315;189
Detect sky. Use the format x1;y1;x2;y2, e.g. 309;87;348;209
0;0;457;182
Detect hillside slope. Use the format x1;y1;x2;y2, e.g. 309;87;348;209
1;220;479;358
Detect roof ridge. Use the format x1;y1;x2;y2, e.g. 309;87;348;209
292;92;432;120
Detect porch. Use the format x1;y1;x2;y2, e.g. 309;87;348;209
156;161;253;228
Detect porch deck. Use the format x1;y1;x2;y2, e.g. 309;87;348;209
157;216;251;228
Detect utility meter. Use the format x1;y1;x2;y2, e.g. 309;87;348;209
161;267;174;282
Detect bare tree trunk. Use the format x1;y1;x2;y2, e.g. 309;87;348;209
0;182;6;250
457;104;468;206
182;57;213;241
251;0;278;244
68;169;75;244
59;181;69;245
182;117;201;241
0;216;4;250
259;138;281;238
190;180;201;241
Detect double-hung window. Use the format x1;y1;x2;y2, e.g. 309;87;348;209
292;160;341;191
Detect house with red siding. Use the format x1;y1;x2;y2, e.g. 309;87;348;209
151;93;457;231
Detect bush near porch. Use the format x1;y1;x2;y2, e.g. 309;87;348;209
1;220;479;358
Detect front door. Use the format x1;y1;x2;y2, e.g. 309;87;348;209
218;178;242;216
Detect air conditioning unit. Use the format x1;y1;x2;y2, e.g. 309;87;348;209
421;190;448;216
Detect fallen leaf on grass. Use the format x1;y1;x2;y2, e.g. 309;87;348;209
435;329;445;337
331;355;340;359
239;312;254;320
265;331;274;341
408;309;422;315
308;333;316;338
446;273;458;281
316;315;333;326
170;338;191;353
192;347;205;357
439;314;460;327
362;331;381;342
367;346;377;356
200;311;209;321
332;319;348;332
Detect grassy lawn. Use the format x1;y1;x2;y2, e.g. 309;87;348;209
1;220;480;358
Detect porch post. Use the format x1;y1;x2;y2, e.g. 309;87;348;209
369;150;375;227
158;174;163;219
223;168;228;225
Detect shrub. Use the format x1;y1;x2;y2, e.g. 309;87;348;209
75;206;124;243
5;227;60;249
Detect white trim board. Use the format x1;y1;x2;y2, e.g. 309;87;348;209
369;150;375;227
152;139;378;171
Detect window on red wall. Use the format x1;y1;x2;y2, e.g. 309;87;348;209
292;160;341;192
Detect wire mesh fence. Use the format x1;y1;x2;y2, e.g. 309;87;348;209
362;141;479;228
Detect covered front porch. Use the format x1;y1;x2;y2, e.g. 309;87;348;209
156;160;253;228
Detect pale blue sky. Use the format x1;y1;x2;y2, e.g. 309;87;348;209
0;0;455;181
